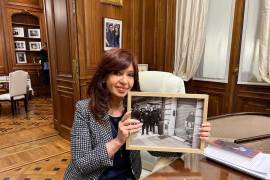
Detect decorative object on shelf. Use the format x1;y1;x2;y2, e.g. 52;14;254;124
29;42;41;51
100;0;123;6
104;18;122;51
16;52;27;63
12;27;24;37
14;41;26;50
28;28;40;38
138;64;149;71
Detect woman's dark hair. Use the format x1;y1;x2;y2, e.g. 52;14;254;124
88;48;140;120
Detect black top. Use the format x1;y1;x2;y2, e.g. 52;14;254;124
99;116;135;180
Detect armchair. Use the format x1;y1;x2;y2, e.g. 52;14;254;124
138;71;185;171
0;70;29;115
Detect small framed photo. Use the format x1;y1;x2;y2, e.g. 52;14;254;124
104;18;122;51
28;29;40;38
127;92;209;154
14;41;26;50
29;42;41;51
16;52;27;64
100;0;123;6
138;64;148;71
13;27;24;37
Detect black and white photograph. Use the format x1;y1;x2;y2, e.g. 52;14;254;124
14;41;26;50
104;18;122;50
12;27;24;37
16;52;27;64
127;92;209;153
28;29;40;38
29;42;41;51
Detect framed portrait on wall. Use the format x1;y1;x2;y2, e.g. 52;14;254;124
14;41;26;50
13;27;24;37
28;29;40;38
126;92;209;153
104;18;122;51
100;0;123;6
16;52;27;64
29;42;41;51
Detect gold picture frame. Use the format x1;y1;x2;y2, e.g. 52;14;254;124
100;0;123;6
127;92;209;154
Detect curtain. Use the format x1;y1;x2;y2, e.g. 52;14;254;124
173;0;209;81
258;0;270;83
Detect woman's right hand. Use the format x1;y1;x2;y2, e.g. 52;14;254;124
116;111;142;145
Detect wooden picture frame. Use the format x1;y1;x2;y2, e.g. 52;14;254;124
104;17;122;51
100;0;123;6
16;52;27;64
127;92;209;154
13;27;24;37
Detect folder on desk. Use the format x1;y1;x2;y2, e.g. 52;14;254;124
204;140;270;180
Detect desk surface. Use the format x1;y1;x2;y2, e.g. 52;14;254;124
144;154;258;180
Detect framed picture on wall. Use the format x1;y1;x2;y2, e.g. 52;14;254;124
100;0;123;6
29;42;41;51
104;18;122;51
126;92;209;153
28;29;40;38
13;27;24;37
138;64;149;72
16;52;27;64
14;41;26;50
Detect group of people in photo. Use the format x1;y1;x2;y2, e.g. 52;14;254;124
132;104;162;135
105;23;120;48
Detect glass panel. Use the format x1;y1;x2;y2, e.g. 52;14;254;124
193;0;235;82
238;0;269;85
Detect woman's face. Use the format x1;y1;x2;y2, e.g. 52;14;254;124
105;64;134;100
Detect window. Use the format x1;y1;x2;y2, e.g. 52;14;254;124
193;0;235;82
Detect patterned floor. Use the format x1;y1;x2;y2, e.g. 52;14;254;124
0;98;53;135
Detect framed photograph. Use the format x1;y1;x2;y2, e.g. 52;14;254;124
29;42;41;51
16;52;27;64
104;18;122;50
14;41;26;50
13;27;24;37
127;92;209;153
100;0;123;6
28;29;40;38
138;64;148;72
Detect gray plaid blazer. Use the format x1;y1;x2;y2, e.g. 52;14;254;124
64;99;142;180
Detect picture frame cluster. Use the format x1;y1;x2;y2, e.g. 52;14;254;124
12;27;41;64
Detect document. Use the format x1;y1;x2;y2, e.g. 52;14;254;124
204;140;270;180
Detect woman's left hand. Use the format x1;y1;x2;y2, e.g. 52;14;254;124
199;122;211;141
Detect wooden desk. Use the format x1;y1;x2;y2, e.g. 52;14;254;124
144;154;258;180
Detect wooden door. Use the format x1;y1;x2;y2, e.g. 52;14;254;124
44;0;80;139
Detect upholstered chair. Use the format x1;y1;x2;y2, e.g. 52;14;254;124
0;70;29;115
138;71;185;171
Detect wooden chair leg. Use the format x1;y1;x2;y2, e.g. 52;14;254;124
24;95;28;113
11;98;15;115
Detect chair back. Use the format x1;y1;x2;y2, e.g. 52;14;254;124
138;71;185;93
9;70;28;97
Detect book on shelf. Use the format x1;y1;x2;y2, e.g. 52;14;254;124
204;139;270;180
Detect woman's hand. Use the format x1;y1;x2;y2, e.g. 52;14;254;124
116;111;142;145
199;121;211;142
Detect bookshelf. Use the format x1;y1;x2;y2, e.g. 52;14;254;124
12;13;42;64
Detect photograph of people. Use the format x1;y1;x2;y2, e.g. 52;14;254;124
64;48;211;180
104;18;122;50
